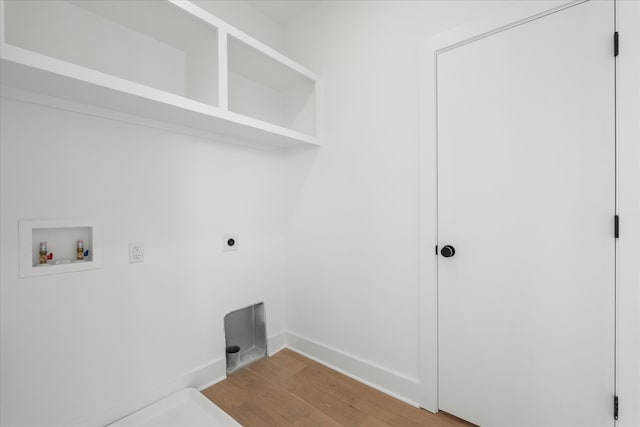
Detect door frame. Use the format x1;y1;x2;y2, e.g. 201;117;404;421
417;0;617;413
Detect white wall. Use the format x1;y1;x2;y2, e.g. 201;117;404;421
617;2;640;426
282;0;512;398
0;97;289;427
283;3;640;425
0;4;289;427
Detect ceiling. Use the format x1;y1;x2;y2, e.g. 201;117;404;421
245;1;321;25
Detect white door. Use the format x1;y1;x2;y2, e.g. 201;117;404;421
437;2;615;426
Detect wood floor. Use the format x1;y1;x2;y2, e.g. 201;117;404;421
202;348;473;427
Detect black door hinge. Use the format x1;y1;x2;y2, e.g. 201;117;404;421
614;32;619;57
614;395;619;420
615;215;620;238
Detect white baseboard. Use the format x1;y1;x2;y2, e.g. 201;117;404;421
285;331;421;407
267;331;287;356
192;357;227;391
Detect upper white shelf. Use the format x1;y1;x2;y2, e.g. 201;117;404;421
0;0;320;150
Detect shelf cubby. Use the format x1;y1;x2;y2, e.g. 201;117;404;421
3;0;219;107
228;35;316;137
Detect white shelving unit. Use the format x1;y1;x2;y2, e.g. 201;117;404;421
19;219;102;278
0;0;320;150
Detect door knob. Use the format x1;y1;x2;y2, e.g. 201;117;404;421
440;245;456;257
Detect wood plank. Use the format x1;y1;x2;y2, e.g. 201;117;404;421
245;356;374;426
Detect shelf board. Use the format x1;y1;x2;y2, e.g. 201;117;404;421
0;44;320;150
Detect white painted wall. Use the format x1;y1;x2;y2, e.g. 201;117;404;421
0;4;288;427
0;96;290;427
0;96;289;427
617;2;640;426
282;0;512;399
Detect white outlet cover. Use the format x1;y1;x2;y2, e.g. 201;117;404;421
223;234;239;252
129;242;144;263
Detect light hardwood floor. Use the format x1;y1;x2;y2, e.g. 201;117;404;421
202;348;474;426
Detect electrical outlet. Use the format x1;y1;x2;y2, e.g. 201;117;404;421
129;242;144;263
223;234;239;252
